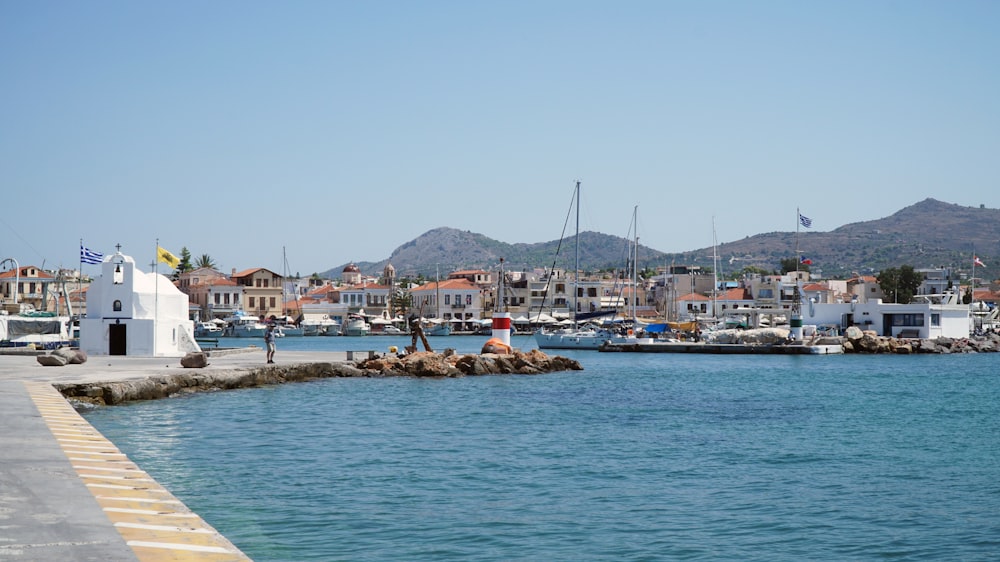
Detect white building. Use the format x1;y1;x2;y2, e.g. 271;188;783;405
804;293;969;339
80;251;199;357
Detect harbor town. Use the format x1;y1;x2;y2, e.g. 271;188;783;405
2;246;999;355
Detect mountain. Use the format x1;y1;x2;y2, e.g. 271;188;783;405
321;199;999;280
321;227;668;280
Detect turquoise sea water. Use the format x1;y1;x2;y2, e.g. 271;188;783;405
83;336;1000;561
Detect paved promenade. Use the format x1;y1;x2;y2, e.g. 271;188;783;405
0;348;351;561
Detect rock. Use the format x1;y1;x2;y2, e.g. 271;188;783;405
400;351;461;377
180;352;209;368
855;333;881;353
52;347;87;364
37;354;68;367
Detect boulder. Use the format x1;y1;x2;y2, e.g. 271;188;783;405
52;347;87;364
180;352;209;368
37;354;68;367
844;326;864;340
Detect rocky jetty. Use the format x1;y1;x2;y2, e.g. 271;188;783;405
842;328;1000;354
357;348;582;377
57;349;581;406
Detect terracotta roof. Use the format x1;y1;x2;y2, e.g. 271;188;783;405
231;267;280;278
677;292;710;301
0;267;54;280
719;287;753;300
412;278;479;292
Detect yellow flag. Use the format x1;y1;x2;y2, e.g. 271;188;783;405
157;246;180;269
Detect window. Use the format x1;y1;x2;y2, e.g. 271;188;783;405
931;313;940;327
466;294;472;305
270;297;276;308
445;294;451;305
113;300;122;312
891;314;924;327
249;297;256;308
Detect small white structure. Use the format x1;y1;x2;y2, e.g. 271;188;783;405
804;291;970;339
80;251;200;357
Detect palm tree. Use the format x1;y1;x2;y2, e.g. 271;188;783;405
196;254;216;269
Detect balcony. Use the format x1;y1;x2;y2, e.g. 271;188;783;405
451;303;466;309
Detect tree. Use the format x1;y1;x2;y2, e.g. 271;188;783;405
196;254;216;269
391;288;413;318
739;265;774;277
171;247;194;280
177;247;193;273
780;257;809;274
876;265;921;304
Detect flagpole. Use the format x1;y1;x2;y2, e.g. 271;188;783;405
795;207;800;273
971;244;976;300
155;239;159;357
78;238;83;316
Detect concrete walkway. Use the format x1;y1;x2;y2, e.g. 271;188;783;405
0;348;353;561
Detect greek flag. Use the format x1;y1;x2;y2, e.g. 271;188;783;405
80;245;104;265
798;213;812;228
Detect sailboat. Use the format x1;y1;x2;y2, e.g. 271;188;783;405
277;247;304;336
534;182;616;350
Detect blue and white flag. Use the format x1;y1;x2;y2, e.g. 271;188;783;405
798;213;812;228
80;245;104;265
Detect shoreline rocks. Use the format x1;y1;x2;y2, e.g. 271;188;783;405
358;348;583;377
843;330;1000;354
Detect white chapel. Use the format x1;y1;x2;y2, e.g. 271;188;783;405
79;250;200;357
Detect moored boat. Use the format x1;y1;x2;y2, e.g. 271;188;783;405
341;314;370;336
222;312;268;337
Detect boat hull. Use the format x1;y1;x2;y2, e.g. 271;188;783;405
534;329;612;350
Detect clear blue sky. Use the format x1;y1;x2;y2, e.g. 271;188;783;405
2;1;998;276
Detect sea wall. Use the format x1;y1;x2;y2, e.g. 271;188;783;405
56;349;583;406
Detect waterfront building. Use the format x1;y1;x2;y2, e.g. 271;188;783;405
0;264;57;313
410;277;484;331
79;250;199;357
230;267;284;320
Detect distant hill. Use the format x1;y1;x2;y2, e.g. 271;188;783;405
321;199;999;280
321;227;668;280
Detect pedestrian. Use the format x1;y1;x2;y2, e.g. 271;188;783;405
264;323;276;363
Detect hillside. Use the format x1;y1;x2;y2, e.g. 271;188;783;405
321;199;999;281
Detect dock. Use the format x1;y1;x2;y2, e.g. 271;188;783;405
0;348;355;561
599;341;845;355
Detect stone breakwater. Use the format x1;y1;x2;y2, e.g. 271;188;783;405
843;330;1000;354
56;349;582;406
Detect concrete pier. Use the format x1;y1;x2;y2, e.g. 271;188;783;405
0;347;352;561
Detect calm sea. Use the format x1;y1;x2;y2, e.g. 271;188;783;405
82;335;1000;561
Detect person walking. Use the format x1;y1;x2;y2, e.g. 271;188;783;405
264;323;276;363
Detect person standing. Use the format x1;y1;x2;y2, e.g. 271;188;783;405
264;324;276;364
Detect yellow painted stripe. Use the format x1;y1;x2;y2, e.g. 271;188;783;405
24;381;251;561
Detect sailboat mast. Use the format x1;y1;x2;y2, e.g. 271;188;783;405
712;216;718;319
632;205;638;321
573;181;580;328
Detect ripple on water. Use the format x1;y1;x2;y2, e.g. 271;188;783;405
83;351;1000;561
